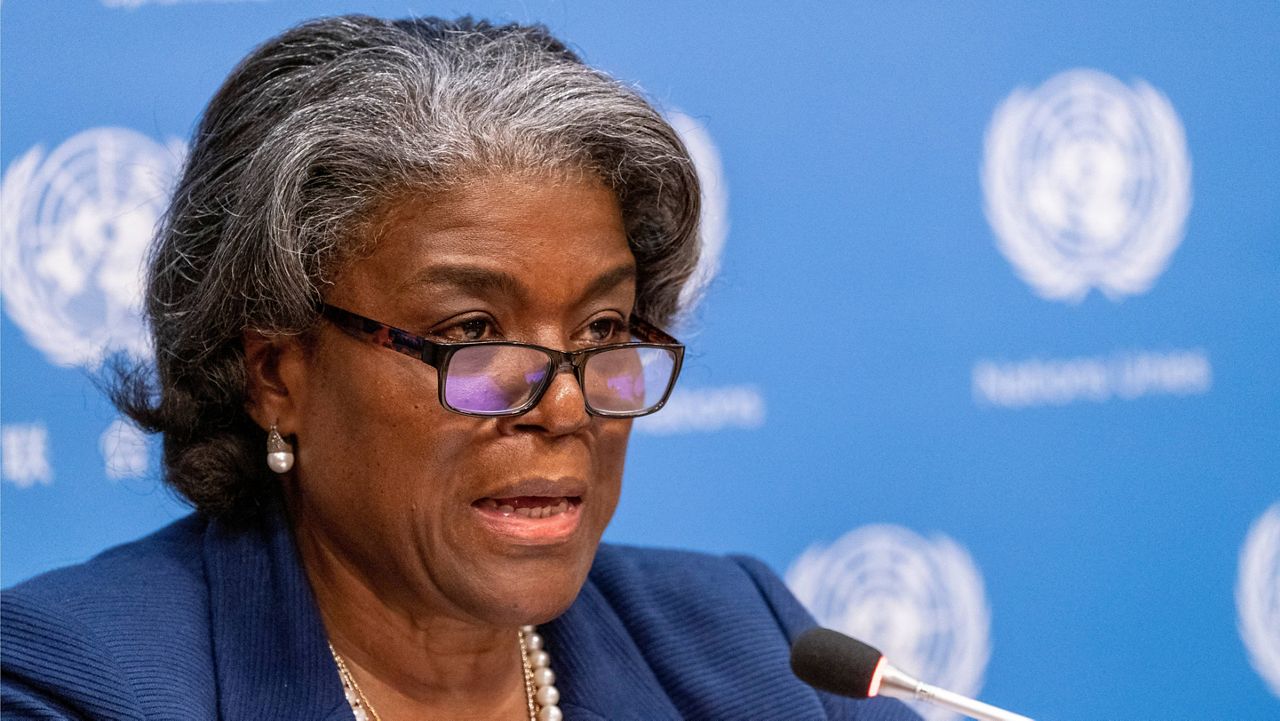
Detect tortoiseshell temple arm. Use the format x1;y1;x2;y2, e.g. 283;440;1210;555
319;303;445;366
627;314;681;345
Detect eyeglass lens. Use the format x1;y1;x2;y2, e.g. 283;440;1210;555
442;344;677;415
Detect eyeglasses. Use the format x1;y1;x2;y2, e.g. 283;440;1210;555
319;303;684;418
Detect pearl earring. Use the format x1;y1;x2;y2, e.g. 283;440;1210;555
266;424;294;473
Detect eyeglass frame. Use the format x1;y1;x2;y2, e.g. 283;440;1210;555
317;303;685;419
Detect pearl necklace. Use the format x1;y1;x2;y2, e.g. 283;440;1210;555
328;625;561;721
518;625;562;721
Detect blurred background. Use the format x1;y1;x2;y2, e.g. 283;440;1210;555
2;2;1277;718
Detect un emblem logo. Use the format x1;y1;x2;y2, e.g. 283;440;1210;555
786;525;991;721
982;69;1191;302
1237;504;1280;699
1;127;184;367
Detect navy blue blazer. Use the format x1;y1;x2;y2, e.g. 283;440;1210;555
2;510;920;720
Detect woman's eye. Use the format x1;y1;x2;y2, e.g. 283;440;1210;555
438;317;495;341
585;317;626;343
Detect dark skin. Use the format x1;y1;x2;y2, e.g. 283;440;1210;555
244;173;637;719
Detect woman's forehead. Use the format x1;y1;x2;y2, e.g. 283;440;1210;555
336;174;635;306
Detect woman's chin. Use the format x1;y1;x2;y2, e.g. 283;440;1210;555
454;555;593;628
466;589;581;630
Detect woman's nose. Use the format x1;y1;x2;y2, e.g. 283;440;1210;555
512;368;591;436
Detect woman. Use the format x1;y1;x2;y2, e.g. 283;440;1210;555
1;15;918;721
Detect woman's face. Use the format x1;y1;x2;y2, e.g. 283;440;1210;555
282;173;636;628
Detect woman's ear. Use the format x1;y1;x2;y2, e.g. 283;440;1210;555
242;330;307;435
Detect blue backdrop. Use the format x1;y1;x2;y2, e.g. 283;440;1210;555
3;2;1278;719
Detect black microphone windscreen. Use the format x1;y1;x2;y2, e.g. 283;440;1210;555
790;627;884;699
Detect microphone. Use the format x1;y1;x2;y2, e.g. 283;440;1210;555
790;627;1036;721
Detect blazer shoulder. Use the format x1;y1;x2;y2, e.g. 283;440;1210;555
2;514;218;719
590;543;821;635
592;543;746;580
589;544;818;637
588;544;923;721
5;513;207;595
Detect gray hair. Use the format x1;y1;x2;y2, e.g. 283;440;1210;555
115;15;701;519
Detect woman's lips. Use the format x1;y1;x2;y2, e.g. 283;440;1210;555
470;494;584;544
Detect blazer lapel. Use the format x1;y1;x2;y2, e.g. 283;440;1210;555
204;509;352;721
543;580;682;721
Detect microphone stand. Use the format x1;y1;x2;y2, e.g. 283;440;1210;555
877;662;1035;721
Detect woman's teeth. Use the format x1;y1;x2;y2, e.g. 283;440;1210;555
512;501;570;519
479;497;572;519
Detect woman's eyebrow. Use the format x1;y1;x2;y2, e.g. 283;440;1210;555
398;264;526;301
397;262;636;305
577;263;637;304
